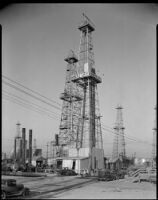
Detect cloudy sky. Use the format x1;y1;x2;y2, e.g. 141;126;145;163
1;3;157;158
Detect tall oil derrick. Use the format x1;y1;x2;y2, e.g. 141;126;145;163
58;50;83;155
152;106;157;162
72;13;104;172
112;105;126;160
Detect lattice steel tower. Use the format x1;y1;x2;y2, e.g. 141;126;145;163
112;105;126;160
152;106;157;161
58;50;83;152
58;14;104;172
72;14;103;169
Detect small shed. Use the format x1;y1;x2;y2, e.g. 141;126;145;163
32;156;47;167
56;156;89;174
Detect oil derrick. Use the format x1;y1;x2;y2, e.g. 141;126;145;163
58;50;83;155
72;13;104;172
112;105;126;160
152;106;157;163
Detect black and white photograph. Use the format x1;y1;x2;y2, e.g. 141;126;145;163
1;3;157;199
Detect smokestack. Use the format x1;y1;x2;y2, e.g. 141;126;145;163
16;122;21;138
25;140;27;160
22;128;26;165
55;134;59;146
14;138;16;161
29;129;32;165
20;139;22;161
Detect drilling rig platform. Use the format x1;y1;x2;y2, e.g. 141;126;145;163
56;14;104;175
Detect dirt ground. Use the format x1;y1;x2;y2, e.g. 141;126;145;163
54;179;156;199
2;175;156;199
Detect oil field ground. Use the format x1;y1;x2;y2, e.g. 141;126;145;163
53;178;156;199
2;175;156;199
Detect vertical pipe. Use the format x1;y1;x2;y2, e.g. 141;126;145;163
29;129;32;165
81;85;86;148
25;140;27;161
89;78;96;172
22;128;26;165
20;139;22;162
14;138;16;161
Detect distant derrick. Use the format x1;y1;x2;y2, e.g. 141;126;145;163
112;105;126;160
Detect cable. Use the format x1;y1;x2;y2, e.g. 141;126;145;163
3;90;60;119
2;94;60;121
102;126;137;142
2;74;61;106
2;77;152;146
2;80;61;111
101;123;151;144
101;126;152;145
2;138;13;141
3;93;152;146
102;123;147;142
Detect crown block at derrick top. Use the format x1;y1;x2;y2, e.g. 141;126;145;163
78;14;95;32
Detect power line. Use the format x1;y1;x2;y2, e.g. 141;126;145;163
2;138;13;141
2;80;61;111
3;90;60;119
101;126;152;145
3;92;152;146
2;74;61;107
102;123;147;142
2;77;152;146
103;124;152;145
2;94;60;121
102;126;137;142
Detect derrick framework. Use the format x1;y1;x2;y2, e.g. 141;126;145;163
112;104;126;161
58;14;104;173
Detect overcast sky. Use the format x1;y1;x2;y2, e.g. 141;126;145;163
1;3;157;158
